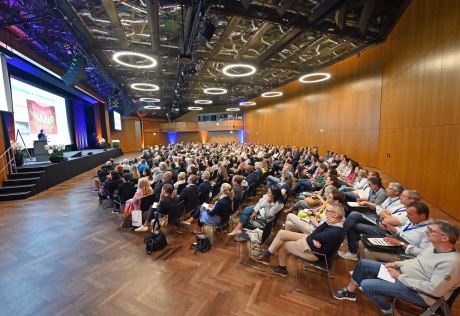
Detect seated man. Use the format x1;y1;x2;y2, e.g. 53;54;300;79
339;184;413;261
252;203;345;277
358;201;431;262
333;220;460;316
178;175;200;214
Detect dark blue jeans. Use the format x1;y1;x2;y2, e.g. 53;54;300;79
352;259;428;312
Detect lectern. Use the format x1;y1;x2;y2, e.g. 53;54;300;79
33;140;49;162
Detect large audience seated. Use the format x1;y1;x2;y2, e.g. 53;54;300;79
93;142;460;316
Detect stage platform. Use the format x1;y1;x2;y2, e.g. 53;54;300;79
0;148;124;201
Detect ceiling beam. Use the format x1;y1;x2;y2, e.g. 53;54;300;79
335;2;348;31
100;0;130;49
146;0;160;55
308;0;344;24
359;0;378;35
257;28;303;64
236;23;272;61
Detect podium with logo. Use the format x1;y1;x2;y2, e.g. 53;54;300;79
34;140;49;162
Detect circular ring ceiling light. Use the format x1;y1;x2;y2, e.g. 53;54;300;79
130;83;159;91
194;100;212;104
140;98;160;102
299;72;331;83
222;64;256;77
226;108;240;111
113;52;157;69
188;107;203;110
261;91;283;97
144;105;161;110
203;88;227;95
239;101;256;106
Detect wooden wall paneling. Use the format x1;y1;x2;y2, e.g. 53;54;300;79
110;117;141;152
356;90;381;131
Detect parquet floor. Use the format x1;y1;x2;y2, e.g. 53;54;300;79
0;154;458;316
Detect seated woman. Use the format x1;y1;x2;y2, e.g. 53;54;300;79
279;172;293;198
182;183;233;234
228;185;284;236
339;168;368;192
343;171;380;202
284;189;345;234
174;171;187;195
130;164;141;184
98;171;123;201
252;203;345;277
143;168;154;185
124;177;153;212
135;184;178;232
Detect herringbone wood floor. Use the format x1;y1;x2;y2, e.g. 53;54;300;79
0;154;458;316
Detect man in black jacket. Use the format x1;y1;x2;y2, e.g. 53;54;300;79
252;203;345;277
179;175;200;213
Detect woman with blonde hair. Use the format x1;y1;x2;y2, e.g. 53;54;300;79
124;177;153;211
182;183;233;233
130;164;141;181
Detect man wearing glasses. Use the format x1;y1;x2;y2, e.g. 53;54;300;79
333;220;460;316
252;203;344;277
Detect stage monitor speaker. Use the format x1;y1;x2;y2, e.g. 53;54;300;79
87;152;93;156
71;151;82;158
62;55;85;86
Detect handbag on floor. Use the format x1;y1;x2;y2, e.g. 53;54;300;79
144;218;167;254
189;234;211;254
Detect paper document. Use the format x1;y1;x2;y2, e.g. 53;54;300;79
347;202;362;207
367;237;393;247
362;214;377;225
378;264;396;283
202;202;209;209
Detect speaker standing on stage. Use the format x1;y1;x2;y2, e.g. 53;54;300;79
38;129;47;141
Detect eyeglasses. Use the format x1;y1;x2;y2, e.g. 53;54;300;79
427;227;448;236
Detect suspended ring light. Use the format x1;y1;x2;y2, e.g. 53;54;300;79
144;105;161;110
130;83;159;91
188;106;203;110
194;100;212;104
204;88;227;95
222;64;256;77
239;101;256;106
226;108;240;111
113;52;157;69
140;98;160;102
299;72;331;83
261;91;283;97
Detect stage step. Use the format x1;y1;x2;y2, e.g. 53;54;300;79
3;177;42;186
0;191;32;201
8;171;45;179
16;166;47;173
0;184;37;195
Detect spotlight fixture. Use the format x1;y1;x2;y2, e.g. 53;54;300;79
261;91;283;97
222;64;256;77
226;108;240;111
299;72;331;83
194;100;212;104
113;51;157;69
140;98;160;102
144;105;161;110
130;83;159;91
204;87;227;95
239;101;256;106
188;106;203;110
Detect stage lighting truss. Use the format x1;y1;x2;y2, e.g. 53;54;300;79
239;101;256;106
261;91;283;97
113;52;157;69
299;72;331;83
131;83;159;91
140;98;160;102
194;100;212;104
222;64;256;77
203;88;227;95
188;107;203;110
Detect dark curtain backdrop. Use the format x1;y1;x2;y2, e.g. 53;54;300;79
1;111;12;150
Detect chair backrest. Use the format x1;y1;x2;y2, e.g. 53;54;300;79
139;194;156;212
167;200;185;225
176;182;187;195
447;286;460;308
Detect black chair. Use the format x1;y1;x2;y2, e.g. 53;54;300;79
139;194;156;223
166;200;185;225
294;241;343;304
238;217;275;271
176;182;187;195
391;286;460;316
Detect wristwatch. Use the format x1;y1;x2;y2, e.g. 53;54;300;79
400;242;406;247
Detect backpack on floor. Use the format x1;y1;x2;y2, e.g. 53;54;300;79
189;234;211;254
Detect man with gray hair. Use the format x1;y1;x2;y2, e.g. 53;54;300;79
333;220;460;316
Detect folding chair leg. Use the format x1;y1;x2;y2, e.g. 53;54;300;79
238;239;266;272
295;260;335;304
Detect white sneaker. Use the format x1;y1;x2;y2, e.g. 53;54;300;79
349;270;354;276
227;230;242;236
338;251;359;261
134;226;149;232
